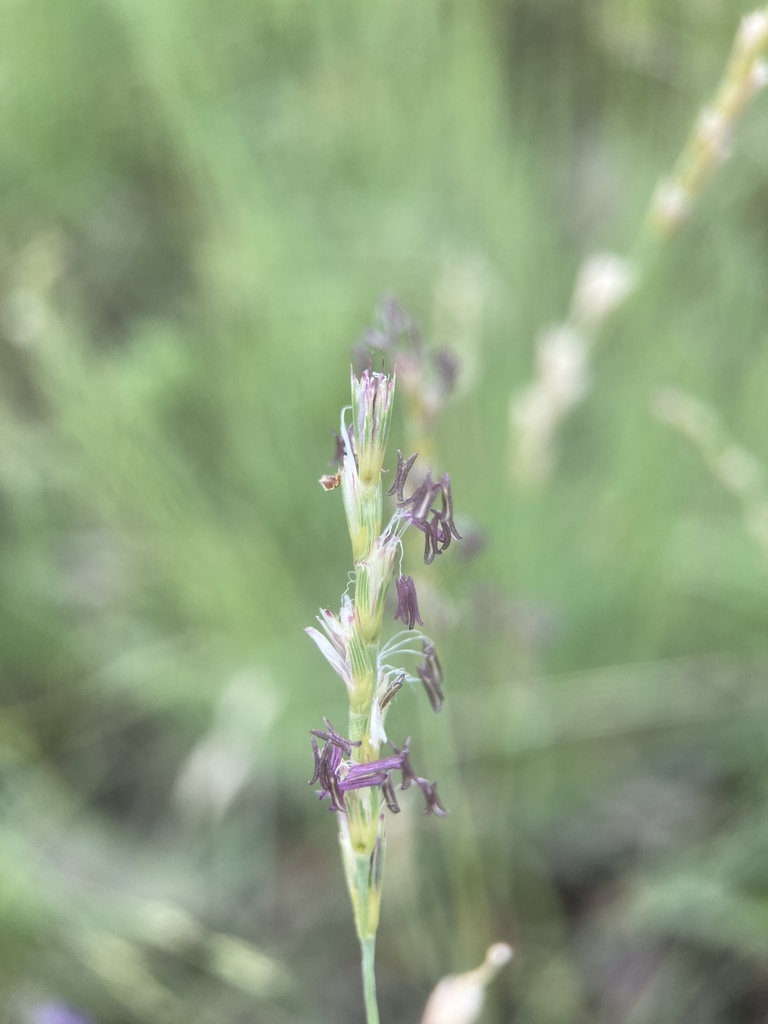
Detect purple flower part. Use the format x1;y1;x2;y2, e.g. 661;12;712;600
421;780;448;816
379;674;404;711
328;431;346;467
351;365;396;484
339;768;391;791
435;474;462;542
309;733;345;810
353;365;394;437
309;727;444;816
30;1004;95;1024
393;467;461;564
309;734;321;784
391;738;447;816
309;718;361;811
394;574;424;630
416;640;444;712
390;737;423;793
310;717;359;756
335;752;408;809
423;514;443;564
345;752;405;778
386;449;419;501
381;777;401;813
399;472;441;526
415;476;461;564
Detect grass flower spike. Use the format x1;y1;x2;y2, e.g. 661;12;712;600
306;342;460;1024
510;7;768;485
352;367;396;487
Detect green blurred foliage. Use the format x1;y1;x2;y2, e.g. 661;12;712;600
2;1;768;1021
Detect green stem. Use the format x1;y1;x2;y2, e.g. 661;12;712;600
361;934;380;1024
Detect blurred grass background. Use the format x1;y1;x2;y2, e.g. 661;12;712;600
3;1;768;1022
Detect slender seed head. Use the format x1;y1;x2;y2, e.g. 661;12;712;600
306;309;461;981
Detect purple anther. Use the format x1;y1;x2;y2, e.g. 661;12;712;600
381;777;401;813
420;780;448;816
309;719;361;811
329;430;346;467
391;738;447;816
399;472;441;526
416;640;444;713
435;473;462;542
309;727;445;816
386;449;419;501
394;574;424;630
379;674;404;712
393;465;461;564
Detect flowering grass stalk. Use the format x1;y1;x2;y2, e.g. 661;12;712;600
510;8;768;485
351;295;500;970
648;9;768;237
306;358;460;1023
